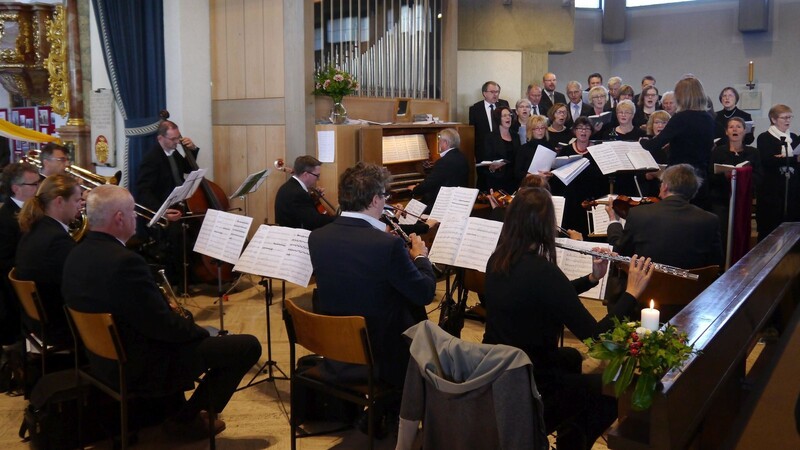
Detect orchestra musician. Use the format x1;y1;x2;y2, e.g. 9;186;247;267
274;155;335;230
309;162;436;393
14;174;82;347
483;186;654;450
407;128;469;214
62;185;261;440
135;120;198;224
38;143;71;178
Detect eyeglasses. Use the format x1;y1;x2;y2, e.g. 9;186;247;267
306;171;320;178
46;157;68;162
617;111;633;116
644;94;658;98
486;90;500;94
18;181;40;186
778;115;794;120
591;95;606;100
654;120;668;125
554;110;568;116
379;192;391;199
532;126;547;131
575;127;592;132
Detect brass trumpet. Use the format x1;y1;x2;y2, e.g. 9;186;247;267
24;150;169;235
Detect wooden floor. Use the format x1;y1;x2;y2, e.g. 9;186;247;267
0;275;621;449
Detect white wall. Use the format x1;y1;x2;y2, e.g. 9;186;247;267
549;0;800;134
456;50;522;123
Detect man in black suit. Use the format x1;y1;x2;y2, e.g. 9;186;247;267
274;155;335;230
565;81;594;129
62;184;261;440
309;162;436;388
38;143;70;178
408;128;469;213
468;81;509;190
538;72;567;114
0;163;38;349
526;83;545;117
606;76;622;110
15;174;83;346
607;164;722;270
136;120;199;223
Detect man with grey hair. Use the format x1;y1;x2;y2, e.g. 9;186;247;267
526;83;544;116
606;76;623;109
513;99;533;144
409;128;469;212
469;81;509;190
565;80;593;128
606;164;722;270
63;184;262;440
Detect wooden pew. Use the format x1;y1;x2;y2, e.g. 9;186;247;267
606;223;800;449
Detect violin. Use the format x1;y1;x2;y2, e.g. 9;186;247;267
476;190;514;207
274;159;338;215
581;195;660;220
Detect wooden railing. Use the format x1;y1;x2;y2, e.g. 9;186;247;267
607;222;800;449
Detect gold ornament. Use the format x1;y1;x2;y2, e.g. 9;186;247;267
45;5;67;116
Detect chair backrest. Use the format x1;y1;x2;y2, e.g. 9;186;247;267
283;298;371;366
624;264;720;308
66;307;126;364
8;267;45;322
463;269;485;296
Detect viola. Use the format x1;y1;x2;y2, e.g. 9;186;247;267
159;110;236;283
581;195;659;220
274;159;337;215
476;190;514;207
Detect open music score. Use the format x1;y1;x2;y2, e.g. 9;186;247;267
381;134;430;163
588;141;659;175
148;168;207;227
398;199;427;225
428;186;479;224
429;217;503;272
229;168;270;198
555;238;611;300
193;209;252;265
233;225;313;288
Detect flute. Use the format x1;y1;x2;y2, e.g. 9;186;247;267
383;204;425;221
555;243;699;280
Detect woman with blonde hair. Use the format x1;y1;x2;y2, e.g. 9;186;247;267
15;174;82;345
640;77;716;208
514;114;551;185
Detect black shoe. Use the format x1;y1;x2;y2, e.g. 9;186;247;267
463;304;486;322
356;409;388;440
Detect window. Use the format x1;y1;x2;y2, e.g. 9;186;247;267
575;0;694;8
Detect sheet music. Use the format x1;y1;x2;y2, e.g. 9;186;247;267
552;195;566;227
317;130;335;162
229;168;270;198
528;145;557;174
452;218;503;272
233;225;313;287
382;134;429;163
193;209;253;265
149;186;182;228
398;199;426;225
589;141;656;175
428;186;478;223
588;205;613;236
148;169;208;228
430;217;502;272
552;157;590;186
555;238;610;300
626;149;659;171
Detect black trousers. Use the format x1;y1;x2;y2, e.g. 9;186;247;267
180;334;262;418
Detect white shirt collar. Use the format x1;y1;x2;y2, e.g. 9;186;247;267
484;100;495;109
292;175;309;192
439;147;455;158
10;196;24;208
341;211;386;231
163;148;176;157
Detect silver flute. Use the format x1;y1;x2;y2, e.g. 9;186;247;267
555;243;699;280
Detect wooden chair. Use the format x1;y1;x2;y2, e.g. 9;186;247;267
623;264;720;322
7;268;72;396
283;298;398;450
64;307;217;449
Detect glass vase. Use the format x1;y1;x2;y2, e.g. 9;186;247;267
330;100;347;125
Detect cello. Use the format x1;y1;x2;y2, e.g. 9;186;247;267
159;110;236;283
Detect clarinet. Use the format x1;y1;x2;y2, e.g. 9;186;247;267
555;243;699;280
382;210;412;245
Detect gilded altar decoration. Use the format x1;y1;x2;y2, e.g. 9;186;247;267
45;5;67;116
584;317;697;410
94;135;109;164
0;4;54;104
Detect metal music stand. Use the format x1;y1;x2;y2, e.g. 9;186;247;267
239;277;288;390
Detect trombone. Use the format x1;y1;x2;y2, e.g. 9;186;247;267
24;149;169;229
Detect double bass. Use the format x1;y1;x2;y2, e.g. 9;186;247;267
159;110;236;283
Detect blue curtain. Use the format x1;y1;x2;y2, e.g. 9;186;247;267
92;0;165;197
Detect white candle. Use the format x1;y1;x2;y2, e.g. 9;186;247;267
641;299;660;331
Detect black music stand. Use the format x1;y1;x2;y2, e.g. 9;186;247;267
239;277;288;390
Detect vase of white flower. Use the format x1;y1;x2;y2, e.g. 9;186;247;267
313;66;358;125
330;99;347;125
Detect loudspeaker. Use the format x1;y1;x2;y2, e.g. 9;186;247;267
602;0;626;44
739;0;769;33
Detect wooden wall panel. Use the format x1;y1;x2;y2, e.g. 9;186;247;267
263;0;284;98
243;0;265;98
225;0;246;98
242;126;267;228
263;126;286;224
212;125;231;188
210;0;227;100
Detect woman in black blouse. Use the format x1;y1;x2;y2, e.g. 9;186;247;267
484;187;653;450
715;87;754;146
514;114;551;187
633;85;660;130
755;104;800;241
483;105;519;193
546;103;573;150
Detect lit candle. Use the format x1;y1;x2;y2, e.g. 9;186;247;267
641;299;660;331
748;61;754;84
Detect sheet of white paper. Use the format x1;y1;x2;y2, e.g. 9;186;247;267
316;130;335;163
398;199;427;225
192;209;253;265
428;186;478;223
529;145;557;174
552;195;566;228
233;225;313;287
452;218;503;272
555;238;610;300
429;218;466;266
